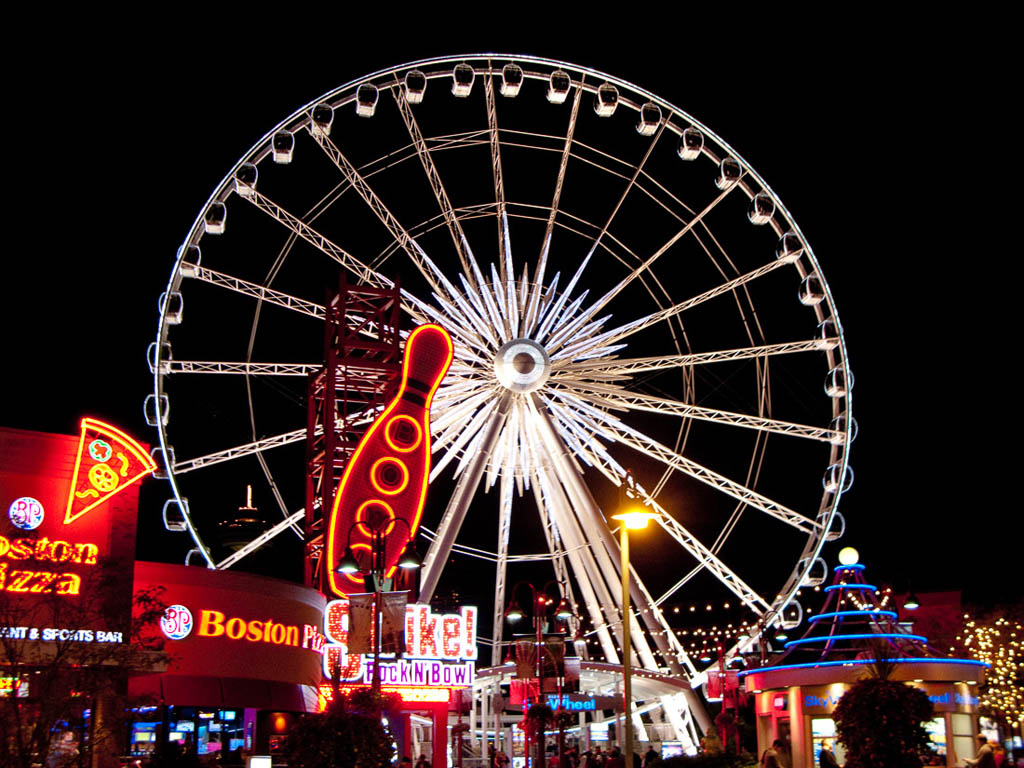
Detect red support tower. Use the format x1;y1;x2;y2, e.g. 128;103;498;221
305;274;401;591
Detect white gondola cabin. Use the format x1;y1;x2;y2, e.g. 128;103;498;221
356;83;378;117
636;101;661;136
405;70;427;103
594;83;618;116
452;63;475;97
501;63;523;97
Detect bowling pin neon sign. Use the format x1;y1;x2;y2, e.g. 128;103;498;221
325;324;453;597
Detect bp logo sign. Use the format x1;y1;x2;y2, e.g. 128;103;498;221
8;497;44;531
161;604;194;640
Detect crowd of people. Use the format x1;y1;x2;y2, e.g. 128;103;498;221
485;744;662;768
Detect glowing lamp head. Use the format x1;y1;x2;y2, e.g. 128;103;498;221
337;546;361;574
398;542;422;569
611;508;659;530
838;546;860;566
904;591;920;611
555;597;573;621
505;601;524;623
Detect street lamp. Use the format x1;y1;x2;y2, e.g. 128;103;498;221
336;515;420;695
505;581;573;768
610;471;658;767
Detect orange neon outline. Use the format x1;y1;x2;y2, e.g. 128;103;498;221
341;542;373;587
370;457;410;496
64;418;158;525
354;499;396;538
326;324;453;597
384;415;422;453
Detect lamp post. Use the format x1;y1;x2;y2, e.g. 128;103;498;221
610;472;658;768
506;581;572;768
336;515;421;696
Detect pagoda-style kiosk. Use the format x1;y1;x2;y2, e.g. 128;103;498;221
740;549;987;768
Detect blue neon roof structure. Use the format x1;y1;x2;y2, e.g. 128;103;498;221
824;583;877;592
738;657;989;678
783;633;929;649
742;559;960;676
810;610;898;623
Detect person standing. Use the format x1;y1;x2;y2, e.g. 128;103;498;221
760;739;785;768
966;734;995;768
818;740;839;768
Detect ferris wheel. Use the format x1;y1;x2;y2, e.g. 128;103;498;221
148;55;853;709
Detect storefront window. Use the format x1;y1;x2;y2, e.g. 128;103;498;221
811;717;846;766
951;712;975;763
923;717;947;765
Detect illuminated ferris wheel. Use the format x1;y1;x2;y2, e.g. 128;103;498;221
148;54;853;732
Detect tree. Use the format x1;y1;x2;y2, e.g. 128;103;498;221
0;564;167;768
832;649;934;768
284;688;397;768
954;609;1023;729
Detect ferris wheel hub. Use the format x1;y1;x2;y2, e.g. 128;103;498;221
494;339;551;393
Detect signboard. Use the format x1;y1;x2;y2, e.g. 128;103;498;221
545;693;622;712
1;423;143;646
325;324;453;597
322;598;476;688
136;561;327;686
801;681;978;714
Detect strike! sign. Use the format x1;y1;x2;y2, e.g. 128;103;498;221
323;600;477;688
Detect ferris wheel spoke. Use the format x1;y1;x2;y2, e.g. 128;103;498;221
552;176;747;349
214;509;306;570
424;294;493;355
245;190;389;288
542;404;762;625
488;263;515;341
557;339;836;376
187;266;325;319
646;502;768;613
429;398;499;481
172;428;307;474
420;392;513;602
531;398;666;671
521;80;583;337
567;384;841;443
560;397;821;535
551;257;790;362
390;82;479;289
484;69;512;289
491;472;514;665
460;272;505;348
164;361;320;376
549;120;668;331
306;126;470;308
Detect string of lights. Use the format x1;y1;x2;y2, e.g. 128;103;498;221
955;615;1023;725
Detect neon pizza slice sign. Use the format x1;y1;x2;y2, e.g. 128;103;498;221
65;418;157;525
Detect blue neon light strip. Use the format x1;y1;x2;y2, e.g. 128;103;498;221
824;583;877;592
784;632;928;649
737;657;989;678
810;610;898;623
833;564;866;572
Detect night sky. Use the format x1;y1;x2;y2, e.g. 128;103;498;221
2;25;1013;623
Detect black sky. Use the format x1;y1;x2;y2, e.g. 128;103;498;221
1;24;1014;608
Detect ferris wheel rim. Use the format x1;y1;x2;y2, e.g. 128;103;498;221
150;55;853;670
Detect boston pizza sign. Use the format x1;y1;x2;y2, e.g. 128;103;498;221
1;421;149;642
